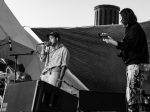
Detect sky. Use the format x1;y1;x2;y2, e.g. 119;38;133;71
4;0;150;28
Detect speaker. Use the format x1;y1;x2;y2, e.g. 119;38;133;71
1;80;78;112
79;90;127;112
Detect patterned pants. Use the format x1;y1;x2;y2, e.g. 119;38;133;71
126;64;150;111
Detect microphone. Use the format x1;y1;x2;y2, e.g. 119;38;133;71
37;42;52;46
37;42;47;45
8;38;12;51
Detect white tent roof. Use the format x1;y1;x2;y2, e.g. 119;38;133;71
0;0;37;50
0;0;42;80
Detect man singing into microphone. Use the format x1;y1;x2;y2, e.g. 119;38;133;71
39;32;70;88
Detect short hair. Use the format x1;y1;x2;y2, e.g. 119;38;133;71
120;8;137;25
47;32;60;41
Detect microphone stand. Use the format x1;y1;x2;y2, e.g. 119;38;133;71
0;41;12;51
9;51;34;83
0;42;9;47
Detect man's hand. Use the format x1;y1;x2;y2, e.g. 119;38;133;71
102;36;118;46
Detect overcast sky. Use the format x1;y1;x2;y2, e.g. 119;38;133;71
4;0;150;27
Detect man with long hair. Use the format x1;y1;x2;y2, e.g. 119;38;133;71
103;8;150;112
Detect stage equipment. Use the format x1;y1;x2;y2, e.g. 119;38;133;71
79;90;127;112
37;42;52;46
1;80;78;112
